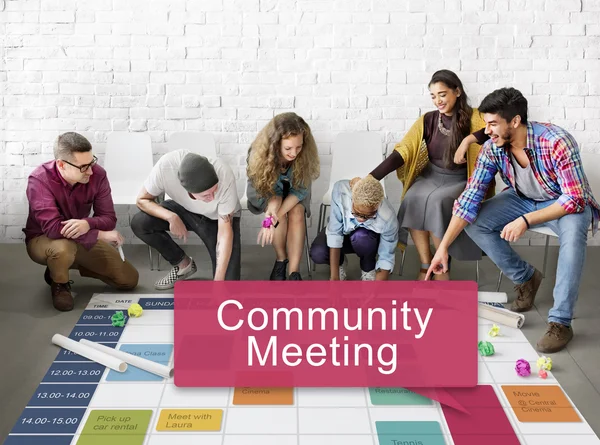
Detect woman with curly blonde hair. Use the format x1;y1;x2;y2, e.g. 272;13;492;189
309;175;399;281
246;112;320;280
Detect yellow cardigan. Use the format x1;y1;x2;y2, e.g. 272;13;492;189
392;108;494;251
393;108;492;199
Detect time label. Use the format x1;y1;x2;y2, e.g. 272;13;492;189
43;362;105;383
28;384;97;407
68;325;124;342
12;408;85;434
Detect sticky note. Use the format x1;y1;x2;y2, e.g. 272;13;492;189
155;409;223;431
233;387;294;405
502;385;581;422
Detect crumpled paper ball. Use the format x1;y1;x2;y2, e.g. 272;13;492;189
539;369;548;379
536;356;552;371
488;324;500;337
478;341;495;356
516;359;531;377
128;303;143;318
111;310;125;327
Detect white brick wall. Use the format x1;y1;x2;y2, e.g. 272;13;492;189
1;0;600;247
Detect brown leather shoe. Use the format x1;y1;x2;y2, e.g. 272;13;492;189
536;322;573;353
51;281;74;311
510;268;543;312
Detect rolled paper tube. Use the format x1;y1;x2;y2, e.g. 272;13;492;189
52;334;127;372
80;339;173;379
478;302;525;329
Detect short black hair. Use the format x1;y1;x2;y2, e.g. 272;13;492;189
479;87;528;125
54;132;92;160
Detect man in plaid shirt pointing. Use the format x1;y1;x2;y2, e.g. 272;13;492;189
427;87;600;353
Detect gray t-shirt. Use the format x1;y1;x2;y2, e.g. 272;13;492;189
511;154;553;201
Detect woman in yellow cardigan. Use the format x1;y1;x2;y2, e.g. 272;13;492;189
370;69;492;280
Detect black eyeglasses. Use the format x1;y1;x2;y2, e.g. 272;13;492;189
62;155;98;173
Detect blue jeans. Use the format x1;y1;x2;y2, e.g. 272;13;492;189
465;188;592;326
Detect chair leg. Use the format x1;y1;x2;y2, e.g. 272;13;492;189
542;235;549;278
148;245;154;270
313;204;327;272
476;260;480;284
305;213;312;279
317;204;324;233
496;270;503;292
397;249;406;275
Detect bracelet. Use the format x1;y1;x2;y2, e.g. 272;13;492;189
262;216;279;228
521;215;530;229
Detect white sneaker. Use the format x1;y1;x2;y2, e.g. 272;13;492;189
361;269;376;281
155;257;197;290
339;259;347;281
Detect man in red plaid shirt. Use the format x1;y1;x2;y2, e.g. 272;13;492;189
427;87;600;353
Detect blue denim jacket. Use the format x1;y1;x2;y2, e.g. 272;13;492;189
326;179;399;271
274;166;309;201
246;165;310;215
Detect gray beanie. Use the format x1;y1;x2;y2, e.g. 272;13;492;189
178;153;219;193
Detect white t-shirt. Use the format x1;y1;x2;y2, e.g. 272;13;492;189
144;149;241;220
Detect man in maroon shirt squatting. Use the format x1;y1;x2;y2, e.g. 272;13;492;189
23;132;139;311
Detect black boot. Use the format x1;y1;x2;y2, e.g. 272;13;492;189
270;259;288;280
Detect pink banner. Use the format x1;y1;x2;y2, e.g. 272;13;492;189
173;280;478;388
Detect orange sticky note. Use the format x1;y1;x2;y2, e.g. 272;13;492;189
233;387;294;405
502;385;581;422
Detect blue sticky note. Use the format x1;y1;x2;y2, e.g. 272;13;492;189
105;344;172;382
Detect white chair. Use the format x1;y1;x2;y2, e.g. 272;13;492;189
167;132;217;157
316;132;386;233
104;132;157;268
313;132;386;272
496;151;600;291
104;132;153;205
164;132;217;201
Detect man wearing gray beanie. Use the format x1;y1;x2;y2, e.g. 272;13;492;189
131;149;242;287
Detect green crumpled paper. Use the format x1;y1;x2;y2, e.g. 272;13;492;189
478;340;495;356
111;311;125;327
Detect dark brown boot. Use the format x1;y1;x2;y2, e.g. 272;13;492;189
510;268;543;312
536;322;574;353
51;281;74;311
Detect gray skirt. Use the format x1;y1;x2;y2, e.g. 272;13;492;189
397;162;482;262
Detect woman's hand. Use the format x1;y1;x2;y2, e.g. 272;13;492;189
454;139;470;165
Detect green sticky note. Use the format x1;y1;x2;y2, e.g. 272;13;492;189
376;421;445;445
77;409;152;445
369;387;433;405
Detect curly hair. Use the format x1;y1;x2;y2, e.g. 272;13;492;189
246;112;320;198
350;175;384;210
